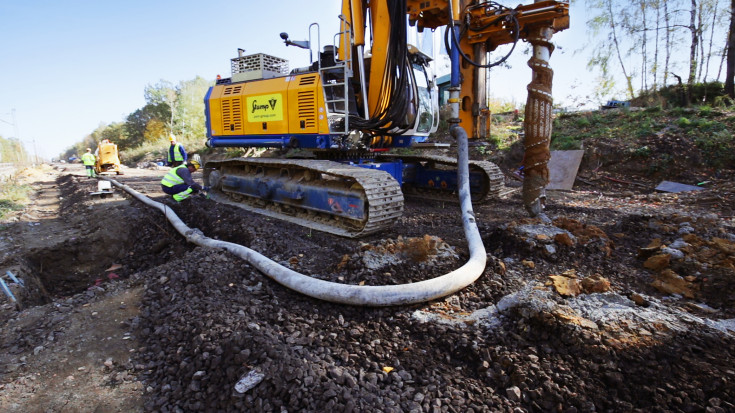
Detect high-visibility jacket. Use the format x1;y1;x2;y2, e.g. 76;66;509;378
81;152;95;166
168;143;186;163
161;165;187;187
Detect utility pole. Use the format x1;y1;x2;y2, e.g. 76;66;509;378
11;109;19;141
32;139;39;164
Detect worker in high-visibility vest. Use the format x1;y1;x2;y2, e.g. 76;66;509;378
160;160;204;201
81;148;96;178
166;134;187;167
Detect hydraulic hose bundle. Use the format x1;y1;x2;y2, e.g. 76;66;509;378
443;1;521;69
348;0;415;136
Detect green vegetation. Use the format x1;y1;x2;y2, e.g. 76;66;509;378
550;133;582;150
694;130;735;168
634;82;727;109
0;136;31;164
631;145;651;157
0;179;31;220
574;117;591;128
549;103;735;175
119;140;170;165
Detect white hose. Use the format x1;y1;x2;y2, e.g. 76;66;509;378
102;130;486;306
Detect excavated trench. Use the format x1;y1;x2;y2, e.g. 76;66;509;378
10;174;192;308
20;232;134;304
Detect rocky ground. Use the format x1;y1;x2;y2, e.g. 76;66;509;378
0;151;734;412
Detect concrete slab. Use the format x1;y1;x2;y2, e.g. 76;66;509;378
655;181;704;193
547;150;584;190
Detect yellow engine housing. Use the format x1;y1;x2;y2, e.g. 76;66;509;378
207;73;331;137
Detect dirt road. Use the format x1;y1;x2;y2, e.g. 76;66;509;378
0;162;734;412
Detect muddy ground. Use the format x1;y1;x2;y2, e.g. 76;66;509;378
0;155;734;412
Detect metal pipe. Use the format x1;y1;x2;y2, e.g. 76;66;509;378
357;45;369;119
0;277;17;303
6;271;24;287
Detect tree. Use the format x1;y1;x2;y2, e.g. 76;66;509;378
0;135;29;164
124;103;171;148
143;118;168;142
587;0;636;98
172;76;211;143
586;0;730;104
687;0;699;96
726;0;735;97
99;122;128;148
145;81;177;132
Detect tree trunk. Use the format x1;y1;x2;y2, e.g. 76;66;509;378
640;0;648;92
719;36;728;81
664;0;671;86
726;0;735;97
687;0;699;101
697;1;705;82
672;72;689;106
654;1;660;90
703;0;720;83
607;0;635;97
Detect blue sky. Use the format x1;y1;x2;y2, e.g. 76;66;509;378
0;1;684;159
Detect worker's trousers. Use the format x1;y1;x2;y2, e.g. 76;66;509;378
85;165;96;178
161;183;197;202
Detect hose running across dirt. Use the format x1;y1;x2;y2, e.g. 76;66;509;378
101;130;486;306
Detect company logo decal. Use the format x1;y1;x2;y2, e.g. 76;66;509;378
247;94;283;122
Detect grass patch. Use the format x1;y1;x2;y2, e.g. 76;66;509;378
695;130;735;168
551;133;582;150
677;117;691;127
488;124;522;151
634;121;653;138
575;117;591;128
550;104;735;175
631;145;651;157
0;180;32;220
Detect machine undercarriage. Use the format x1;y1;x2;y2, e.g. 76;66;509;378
203;154;504;237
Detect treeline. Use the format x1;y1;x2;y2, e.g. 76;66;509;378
61;76;211;163
0;135;30;164
585;0;734;103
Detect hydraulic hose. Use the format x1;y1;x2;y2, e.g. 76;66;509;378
102;137;486;306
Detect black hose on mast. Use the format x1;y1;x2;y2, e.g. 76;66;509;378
348;0;415;136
